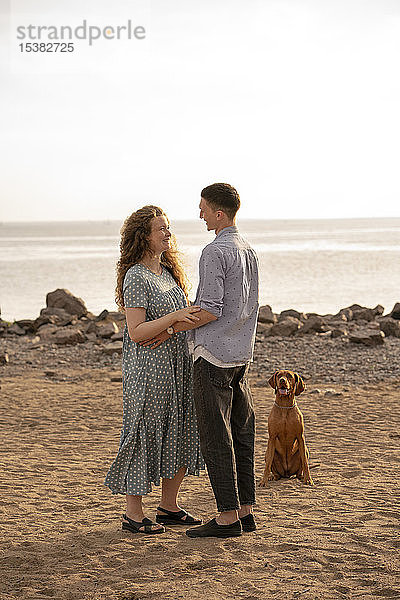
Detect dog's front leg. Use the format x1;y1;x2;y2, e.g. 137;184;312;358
298;434;313;485
259;436;277;486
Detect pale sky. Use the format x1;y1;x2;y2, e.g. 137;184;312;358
1;0;399;222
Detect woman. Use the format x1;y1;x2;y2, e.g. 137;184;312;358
105;206;204;534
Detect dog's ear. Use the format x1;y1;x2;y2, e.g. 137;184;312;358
268;371;278;389
294;372;305;396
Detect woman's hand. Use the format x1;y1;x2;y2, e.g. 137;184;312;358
173;305;201;324
139;330;171;348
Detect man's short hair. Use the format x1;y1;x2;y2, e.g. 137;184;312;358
201;183;240;220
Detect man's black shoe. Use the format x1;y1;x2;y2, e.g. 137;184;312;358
185;518;242;538
240;513;257;532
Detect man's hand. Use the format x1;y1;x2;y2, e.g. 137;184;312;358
138;308;216;349
139;330;170;349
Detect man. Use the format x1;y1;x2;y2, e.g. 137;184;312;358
185;183;259;538
142;183;259;538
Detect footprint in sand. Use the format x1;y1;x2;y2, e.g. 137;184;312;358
372;587;400;597
273;543;301;552
37;588;56;597
189;558;219;570
341;468;363;478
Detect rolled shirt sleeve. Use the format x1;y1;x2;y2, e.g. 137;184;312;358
196;245;225;318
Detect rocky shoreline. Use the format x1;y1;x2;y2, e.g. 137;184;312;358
1;288;400;386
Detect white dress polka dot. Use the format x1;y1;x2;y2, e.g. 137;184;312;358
105;264;204;495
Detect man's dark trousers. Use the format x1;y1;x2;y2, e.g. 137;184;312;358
193;357;256;512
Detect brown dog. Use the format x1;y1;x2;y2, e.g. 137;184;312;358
259;369;313;486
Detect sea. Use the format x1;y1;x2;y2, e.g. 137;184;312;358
1;218;399;323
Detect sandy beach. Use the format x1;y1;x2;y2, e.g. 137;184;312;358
1;332;400;600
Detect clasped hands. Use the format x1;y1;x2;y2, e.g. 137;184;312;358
139;305;201;349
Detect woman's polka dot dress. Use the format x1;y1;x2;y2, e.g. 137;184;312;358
105;264;204;495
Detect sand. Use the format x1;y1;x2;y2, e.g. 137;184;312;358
1;366;400;600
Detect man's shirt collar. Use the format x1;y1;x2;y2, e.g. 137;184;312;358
215;225;238;239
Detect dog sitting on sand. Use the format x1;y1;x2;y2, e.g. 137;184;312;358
259;369;313;486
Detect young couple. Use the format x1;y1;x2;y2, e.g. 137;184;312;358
105;183;260;538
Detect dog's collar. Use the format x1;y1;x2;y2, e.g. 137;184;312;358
274;400;297;409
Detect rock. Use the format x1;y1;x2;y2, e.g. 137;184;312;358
317;330;332;338
15;319;35;333
349;329;385;346
8;323;26;336
34;307;76;329
94;311;124;330
372;304;384;316
331;325;349;338
360;321;380;330
337;308;353;321
257;322;272;335
342;304;383;322
83;321;97;334
279;309;306;322
265;317;302;337
37;324;59;339
378;316;400;338
53;328;86;345
30;342;43;350
0;351;9;365
96;322;119;338
40;307;74;320
328;313;347;323
108;311;126;322
258;305;276;324
347;303;363;312
46;289;87;318
34;314;60;330
111;331;124;341
103;341;123;355
326;318;350;338
45;370;56;377
85;332;98;342
351;308;376;322
297;316;327;334
326;316;348;326
390;303;400;320
95;309;109;322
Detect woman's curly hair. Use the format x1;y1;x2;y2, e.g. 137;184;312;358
115;205;190;309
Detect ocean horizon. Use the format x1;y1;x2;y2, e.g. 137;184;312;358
1;217;399;322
